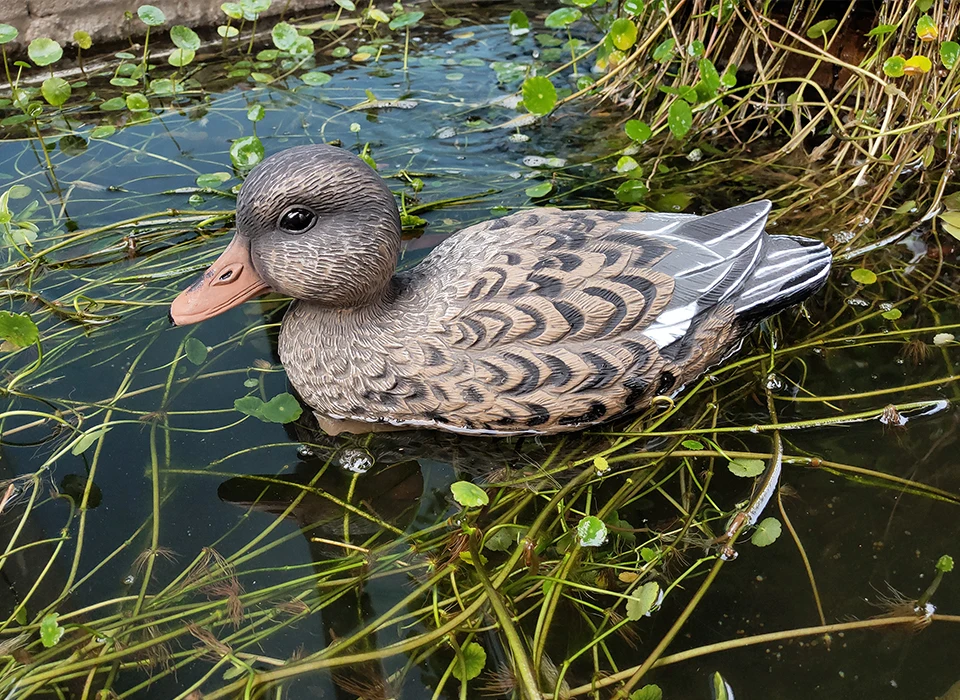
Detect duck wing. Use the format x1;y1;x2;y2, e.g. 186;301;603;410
386;201;829;434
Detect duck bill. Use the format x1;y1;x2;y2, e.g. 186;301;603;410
170;235;271;325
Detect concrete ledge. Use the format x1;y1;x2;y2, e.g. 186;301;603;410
0;0;334;52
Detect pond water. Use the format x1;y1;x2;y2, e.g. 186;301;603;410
2;3;960;699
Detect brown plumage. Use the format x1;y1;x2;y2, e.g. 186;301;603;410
171;145;832;436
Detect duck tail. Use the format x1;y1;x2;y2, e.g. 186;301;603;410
733;233;832;322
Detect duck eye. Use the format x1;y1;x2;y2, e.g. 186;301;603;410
278;207;316;233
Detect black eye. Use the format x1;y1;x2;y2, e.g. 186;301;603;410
278;207;316;233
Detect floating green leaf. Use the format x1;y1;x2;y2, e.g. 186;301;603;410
508;9;530;36
698;58;720;95
615;155;639;174
150;78;176;95
667;99;692;138
110;77;139;87
623;0;644;14
881;308;902;321
168;48;196;67
196;172;231;188
806;18;837;39
451;641;486;681
100;97;127;111
851;268;877;285
335;0;356;9
0;311;39;347
137;4;166;26
751;517;782;547
184;337;208;364
247;104;265;122
301;71;331;85
0;24;19;44
625;581;660;620
630;684;663;700
41;77;70;107
230;135;265;168
615;180;647;203
624;119;652;143
576;515;607;547
234;392;302;423
389;11;424;30
170;25;200;50
451;480;489;507
544;8;581;29
40;613;65;648
521;75;556;116
28;38;63;67
126;92;149;111
271;21;298;50
525;181;554;198
681;439;704;450
609;18;637;51
728;457;765;477
218;24;239;38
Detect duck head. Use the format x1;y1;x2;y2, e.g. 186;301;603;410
170;144;402;325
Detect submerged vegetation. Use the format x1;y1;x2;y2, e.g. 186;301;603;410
0;0;959;698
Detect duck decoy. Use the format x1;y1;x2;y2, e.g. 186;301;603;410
171;144;831;436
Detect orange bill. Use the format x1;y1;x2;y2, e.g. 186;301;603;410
170;235;271;325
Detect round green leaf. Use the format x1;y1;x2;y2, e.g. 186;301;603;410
41;77;70;107
0;311;39;347
916;14;937;41
150;78;176;95
7;184;30;199
544;7;581;29
246;103;264;122
851;268;877;285
625;581;660;620
230;135;265;168
667;99;693;139
609;18;637;51
196;172;231;188
624;119;652;142
0;24;19;44
450;480;489;507
389;11;424;30
904;55;933;75
942;41;959;69
168;48;196;67
651;38;675;62
699;58;721;95
881;308;902;321
521;75;556;116
126;92;149;111
218;24;239;38
235;395;265;418
576;515;608;547
623;0;644;14
90;125;116;139
100;97;127;111
335;0;356;9
806;18;837;39
451;642;486;681
110;77;139;87
300;71;331;85
271;21;298;50
40;613;65;648
221;2;243;19
259;392;302;423
170;25;200;50
137;4;166;26
73;30;92;49
28;38;63;67
631;685;663;700
728;457;765;477
883;56;905;77
615;155;639;174
751;517;782;547
508;9;530;36
681;439;704;450
290;36;314;56
332;46;350;58
184;337;208;364
525;181;553;198
615;180;647;203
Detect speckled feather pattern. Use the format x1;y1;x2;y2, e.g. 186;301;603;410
226;145;831;436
